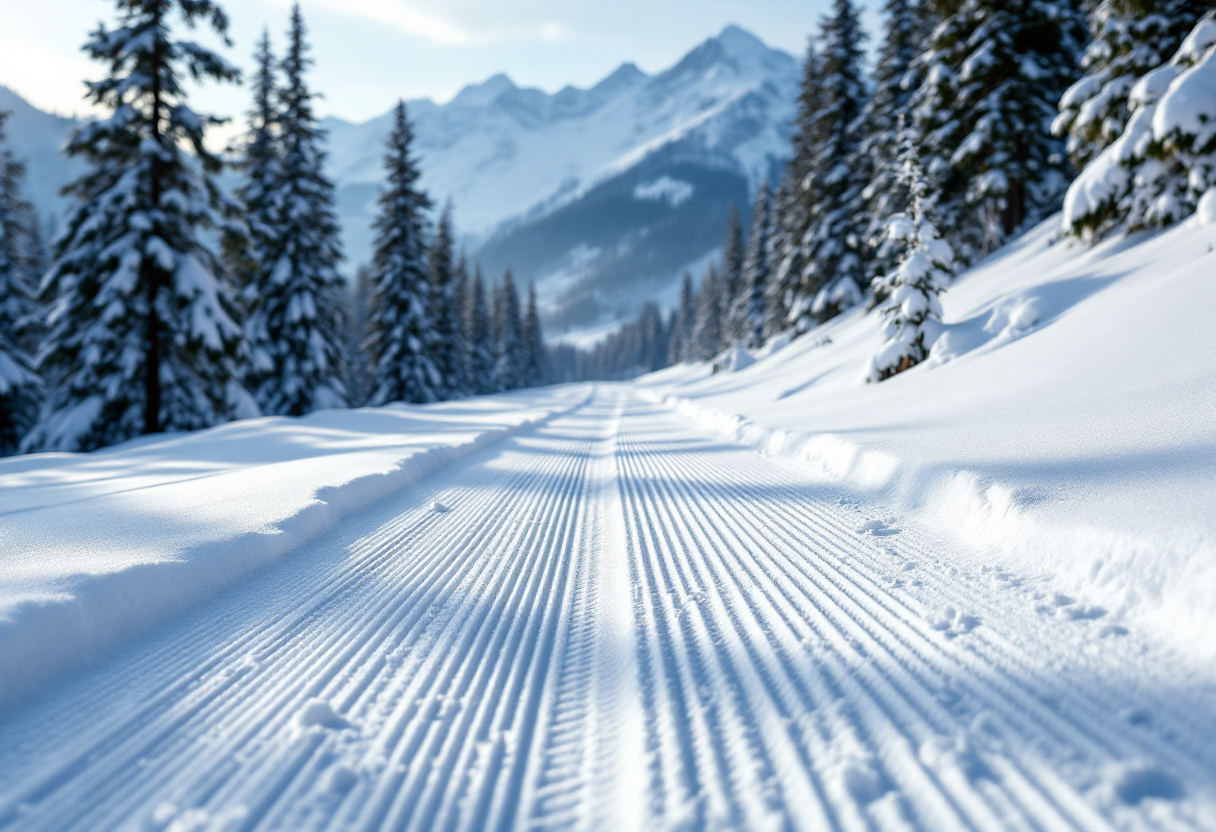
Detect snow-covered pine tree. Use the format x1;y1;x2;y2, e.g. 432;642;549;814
732;179;774;349
867;137;955;382
228;28;279;298
462;265;494;395
692;263;723;361
796;0;870;327
719;206;745;343
668;271;696;364
1064;12;1216;237
449;252;470;397
860;0;923;288
766;40;823;339
244;3;347;416
426;207;465;400
910;0;1086;263
0;112;42;455
28;0;247;452
365;100;437;405
521;281;547;388
764;171;803;338
492;271;525;392
1054;1;1210;170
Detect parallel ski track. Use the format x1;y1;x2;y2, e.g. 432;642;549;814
0;395;620;832
612;401;1212;832
0;389;1210;832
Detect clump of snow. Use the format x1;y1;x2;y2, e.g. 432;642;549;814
1197;187;1216;224
632;176;695;208
711;344;755;373
295;699;348;730
431;500;450;513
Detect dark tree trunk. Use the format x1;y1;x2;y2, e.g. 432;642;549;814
144;10;165;435
1003;178;1026;237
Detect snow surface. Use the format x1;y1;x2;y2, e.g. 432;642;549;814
0;215;1213;830
641;216;1216;666
0;388;1211;830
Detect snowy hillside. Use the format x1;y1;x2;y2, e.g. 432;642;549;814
641;214;1216;665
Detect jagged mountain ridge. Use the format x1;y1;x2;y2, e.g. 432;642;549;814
325;25;798;334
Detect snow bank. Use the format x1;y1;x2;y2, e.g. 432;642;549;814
641;218;1216;663
0;388;588;710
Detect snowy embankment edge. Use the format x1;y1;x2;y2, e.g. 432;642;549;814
0;392;590;712
648;389;1215;664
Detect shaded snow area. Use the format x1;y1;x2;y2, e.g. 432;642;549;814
0;223;1213;830
0;389;589;708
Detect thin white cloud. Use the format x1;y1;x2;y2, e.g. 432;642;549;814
311;0;568;46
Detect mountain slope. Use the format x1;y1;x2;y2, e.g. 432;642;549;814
326;25;798;333
1;26;797;335
0;85;80;237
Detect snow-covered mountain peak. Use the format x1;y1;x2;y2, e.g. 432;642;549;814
447;72;521;110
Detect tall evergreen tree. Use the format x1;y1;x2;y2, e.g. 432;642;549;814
229;28;279;298
0;112;41;455
448;252;470;396
28;0;246;452
764;171;803;338
768;43;822;337
692;263;723;361
426;207;465;400
797;0;870;327
732;179;774;349
911;0;1087;262
668;271;696;364
245;3;347;415
492;271;525;392
520;282;547;388
860;0;924;286
365;100;437;405
1054;1;1210;170
719;206;745;341
462;265;494;395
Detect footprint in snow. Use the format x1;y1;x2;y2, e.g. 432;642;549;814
1100;761;1184;806
930;606;979;638
1035;591;1106;621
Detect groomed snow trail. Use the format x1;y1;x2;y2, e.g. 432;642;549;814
0;388;1211;832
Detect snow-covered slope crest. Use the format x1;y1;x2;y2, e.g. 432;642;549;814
0;388;588;710
640;217;1216;664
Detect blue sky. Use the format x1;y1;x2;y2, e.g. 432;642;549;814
0;0;851;124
